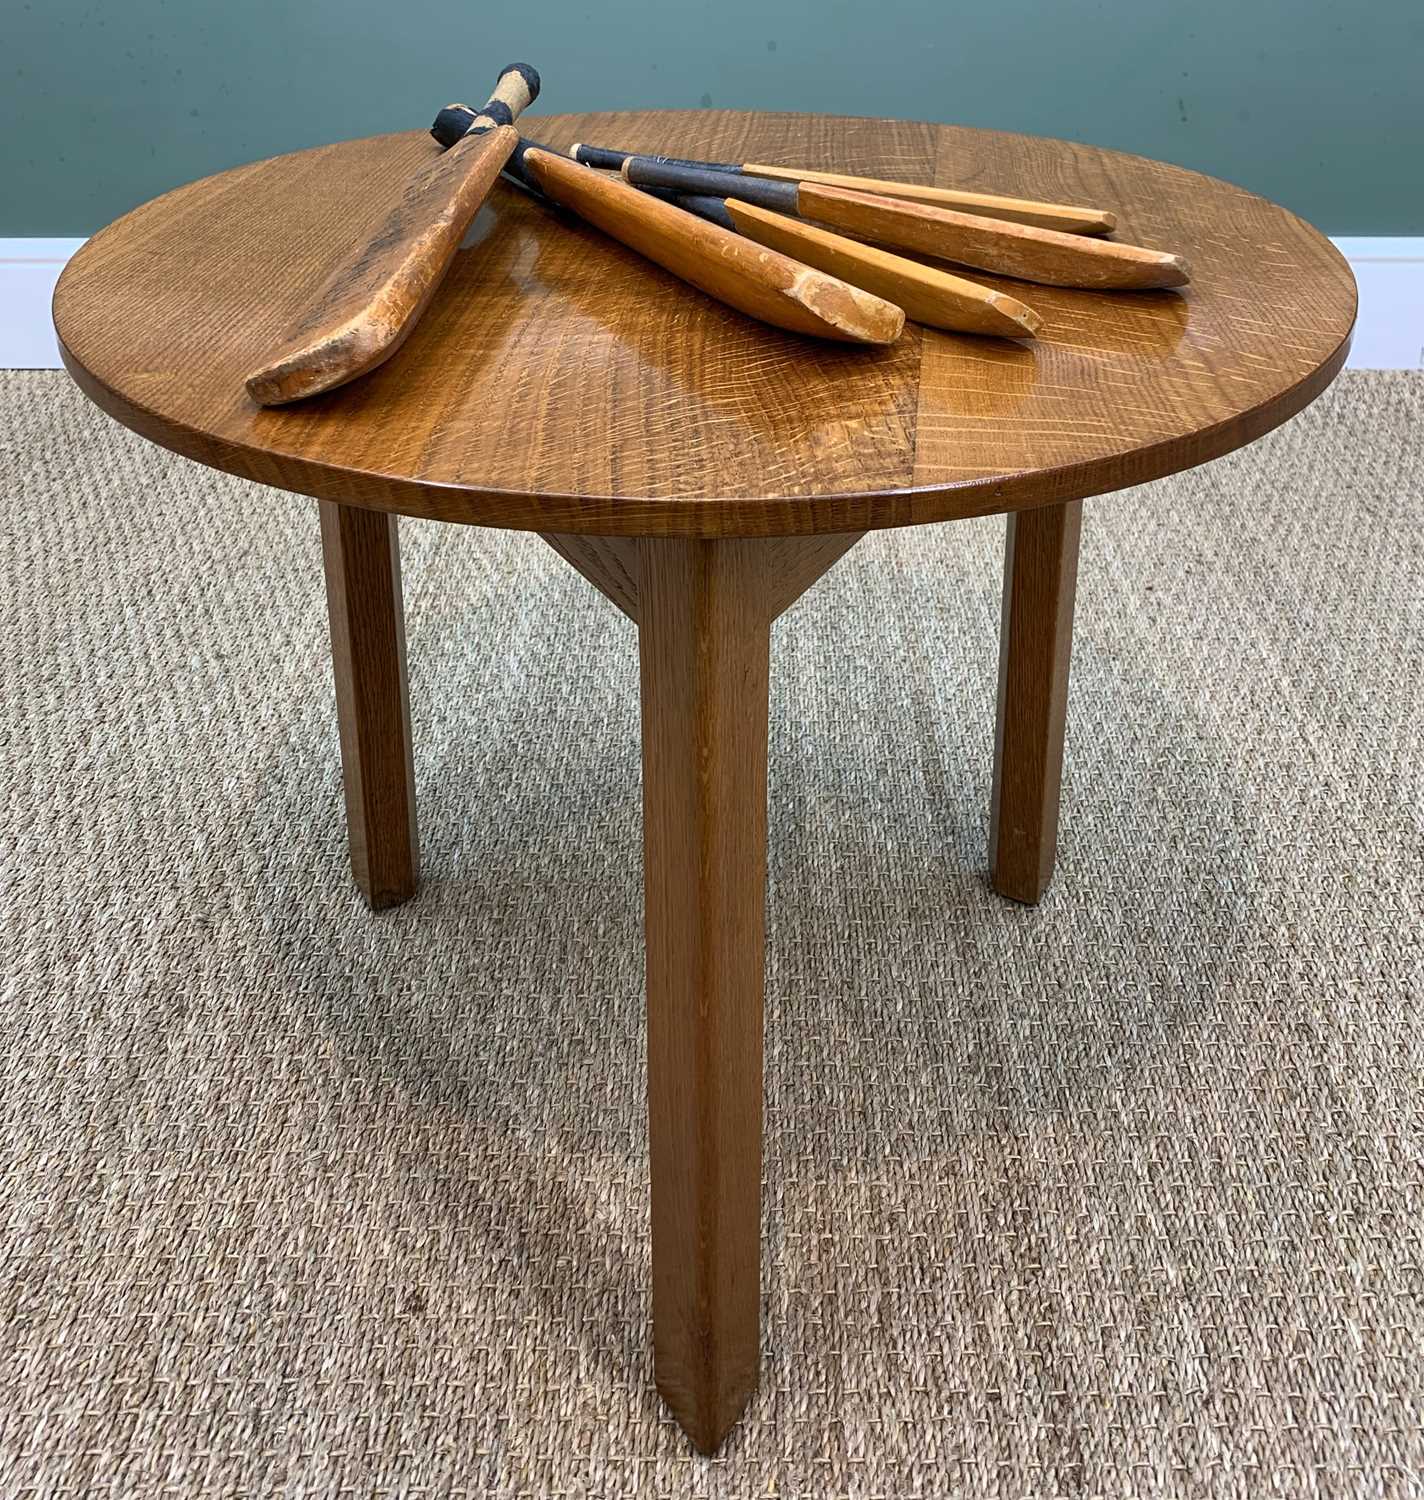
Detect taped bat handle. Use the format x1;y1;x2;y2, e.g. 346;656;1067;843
432;63;540;143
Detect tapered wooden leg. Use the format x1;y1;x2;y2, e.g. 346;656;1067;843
319;500;418;909
542;530;857;1451
989;500;1082;904
639;538;770;1453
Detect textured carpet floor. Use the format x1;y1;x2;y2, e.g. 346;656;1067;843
1;370;1422;1498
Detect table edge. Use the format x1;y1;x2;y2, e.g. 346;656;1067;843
57;319;1355;538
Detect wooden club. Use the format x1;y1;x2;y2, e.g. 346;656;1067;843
567;140;1118;235
246;63;540;406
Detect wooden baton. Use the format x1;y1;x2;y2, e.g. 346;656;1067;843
246;64;540;406
567;141;1117;235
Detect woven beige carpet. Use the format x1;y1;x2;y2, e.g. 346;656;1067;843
1;370;1421;1497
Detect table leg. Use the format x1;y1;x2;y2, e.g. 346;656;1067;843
319;500;419;909
541;529;857;1450
638;538;770;1454
989;500;1083;904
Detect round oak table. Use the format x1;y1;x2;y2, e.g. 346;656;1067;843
54;109;1356;1452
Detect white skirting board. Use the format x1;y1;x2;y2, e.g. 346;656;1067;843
3;236;1420;370
3;240;87;368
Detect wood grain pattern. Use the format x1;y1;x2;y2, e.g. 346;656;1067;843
759;531;866;619
722;200;1041;338
539;532;642;620
319;501;419;909
745;161;1116;233
988;500;1082;904
639;537;772;1453
530;532;851;1451
541;530;862;625
520;149;905;345
54;110;1355;536
798;182;1191;290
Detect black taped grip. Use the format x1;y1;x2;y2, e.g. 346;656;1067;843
431;63;540;143
621;156;799;214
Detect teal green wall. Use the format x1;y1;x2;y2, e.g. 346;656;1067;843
8;0;1422;236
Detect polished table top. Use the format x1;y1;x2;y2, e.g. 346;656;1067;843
55;110;1356;538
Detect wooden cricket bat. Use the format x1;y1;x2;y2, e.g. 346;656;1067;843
246;63;539;406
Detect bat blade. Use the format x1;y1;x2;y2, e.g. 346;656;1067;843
246;124;518;406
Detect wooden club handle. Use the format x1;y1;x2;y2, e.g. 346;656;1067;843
568;141;1116;234
745;163;1116;236
246;64;540;406
451;63;539;132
